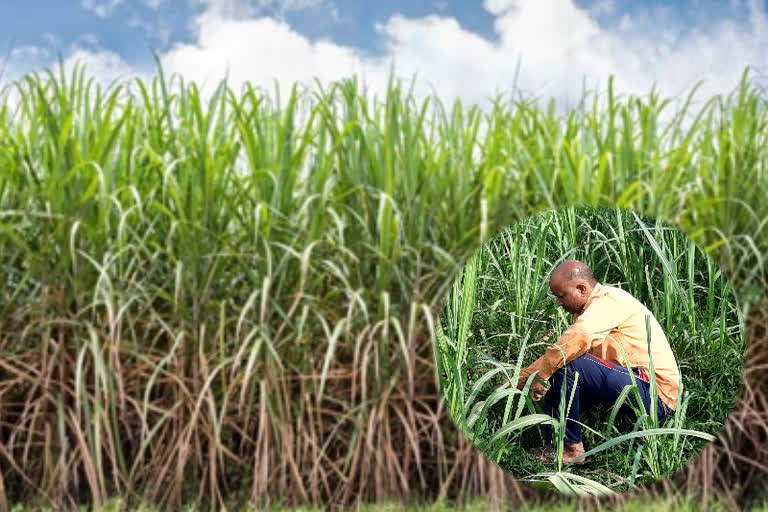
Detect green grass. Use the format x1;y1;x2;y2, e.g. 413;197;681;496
0;61;766;510
6;495;759;511
436;206;743;494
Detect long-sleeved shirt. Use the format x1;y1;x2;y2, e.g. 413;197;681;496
522;283;680;410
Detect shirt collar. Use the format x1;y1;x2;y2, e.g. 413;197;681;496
575;282;602;318
586;282;602;303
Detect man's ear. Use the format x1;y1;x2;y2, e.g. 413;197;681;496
577;283;587;296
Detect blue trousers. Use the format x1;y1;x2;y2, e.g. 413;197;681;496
542;353;673;445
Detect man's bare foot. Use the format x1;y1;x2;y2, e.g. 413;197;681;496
529;443;588;465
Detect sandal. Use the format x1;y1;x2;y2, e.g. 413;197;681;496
528;445;590;467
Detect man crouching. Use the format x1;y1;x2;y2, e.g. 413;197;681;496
517;260;679;465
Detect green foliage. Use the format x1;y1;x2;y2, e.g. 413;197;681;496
0;61;764;509
6;494;753;511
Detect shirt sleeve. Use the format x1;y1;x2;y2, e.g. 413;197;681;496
520;295;629;382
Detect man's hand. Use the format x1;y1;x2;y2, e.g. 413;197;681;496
516;368;549;401
529;378;548;401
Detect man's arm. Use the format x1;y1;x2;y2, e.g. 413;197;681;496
516;295;628;389
517;326;593;386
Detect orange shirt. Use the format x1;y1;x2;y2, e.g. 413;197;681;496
523;283;680;410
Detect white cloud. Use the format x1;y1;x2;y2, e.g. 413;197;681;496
188;0;256;19
162;15;369;92
81;0;123;17
62;48;144;88
373;15;507;105
158;0;768;110
495;1;602;63
255;0;323;10
10;0;768;115
381;0;768;106
9;45;50;60
145;0;163;8
190;0;323;19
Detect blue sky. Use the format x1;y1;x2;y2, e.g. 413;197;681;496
1;0;766;106
0;1;755;65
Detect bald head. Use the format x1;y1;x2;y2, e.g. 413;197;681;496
549;260;598;315
550;260;597;286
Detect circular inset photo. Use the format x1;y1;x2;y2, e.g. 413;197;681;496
434;206;744;495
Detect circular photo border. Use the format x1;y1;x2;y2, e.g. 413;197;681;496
434;205;745;495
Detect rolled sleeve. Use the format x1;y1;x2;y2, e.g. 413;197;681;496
520;295;628;382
